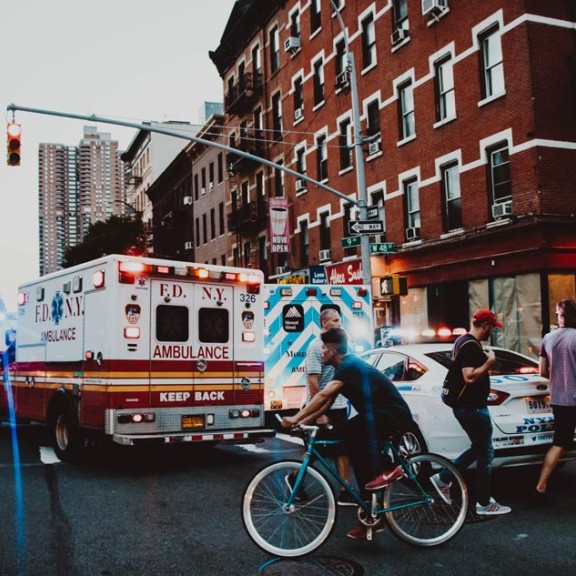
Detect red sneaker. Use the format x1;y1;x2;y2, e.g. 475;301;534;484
364;466;405;491
346;522;386;540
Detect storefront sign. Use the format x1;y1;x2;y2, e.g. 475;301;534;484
324;259;364;285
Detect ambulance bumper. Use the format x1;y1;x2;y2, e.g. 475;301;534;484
111;428;276;446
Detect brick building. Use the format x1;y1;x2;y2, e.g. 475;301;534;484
206;0;576;354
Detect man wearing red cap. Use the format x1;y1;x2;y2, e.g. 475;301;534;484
433;309;511;515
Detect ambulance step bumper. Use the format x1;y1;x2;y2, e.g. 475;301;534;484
112;428;276;446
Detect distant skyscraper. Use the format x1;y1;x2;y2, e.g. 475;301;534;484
38;126;125;275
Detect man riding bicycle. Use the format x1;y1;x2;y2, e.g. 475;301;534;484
282;327;416;539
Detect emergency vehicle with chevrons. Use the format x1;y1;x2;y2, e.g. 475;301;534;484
263;283;373;413
0;255;274;460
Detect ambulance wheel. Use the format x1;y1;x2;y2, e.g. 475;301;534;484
52;408;82;461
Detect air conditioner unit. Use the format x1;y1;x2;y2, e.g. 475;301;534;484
184;241;193;250
492;201;512;220
405;226;421;241
422;0;448;16
284;36;301;53
336;71;350;90
294;107;303;121
275;266;287;275
368;141;380;155
319;249;331;262
295;179;307;191
183;196;193;206
391;28;408;44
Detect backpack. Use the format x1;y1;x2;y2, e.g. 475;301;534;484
440;337;479;407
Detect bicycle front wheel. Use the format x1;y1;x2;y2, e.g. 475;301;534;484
242;460;336;557
384;453;468;547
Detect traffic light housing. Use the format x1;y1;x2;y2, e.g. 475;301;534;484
7;122;21;166
379;274;408;296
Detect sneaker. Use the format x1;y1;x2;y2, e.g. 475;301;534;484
337;490;357;507
430;473;452;505
475;497;511;516
284;473;308;501
364;466;405;491
346;521;386;540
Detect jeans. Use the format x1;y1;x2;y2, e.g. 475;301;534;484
452;407;494;506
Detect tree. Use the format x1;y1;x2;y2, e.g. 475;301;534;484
63;215;147;268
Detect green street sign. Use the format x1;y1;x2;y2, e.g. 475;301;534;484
342;236;362;248
370;242;396;254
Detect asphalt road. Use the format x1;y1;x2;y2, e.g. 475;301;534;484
0;423;574;576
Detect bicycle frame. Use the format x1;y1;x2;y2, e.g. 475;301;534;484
285;426;432;516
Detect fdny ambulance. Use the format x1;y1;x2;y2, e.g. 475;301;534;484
263;284;373;413
0;255;273;460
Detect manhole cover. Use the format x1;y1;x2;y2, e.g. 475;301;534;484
258;556;364;576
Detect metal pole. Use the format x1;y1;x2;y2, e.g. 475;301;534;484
330;2;371;286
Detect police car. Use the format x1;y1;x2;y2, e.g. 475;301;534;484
361;344;575;467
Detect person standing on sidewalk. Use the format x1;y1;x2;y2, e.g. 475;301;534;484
533;299;576;504
304;308;353;506
434;309;511;516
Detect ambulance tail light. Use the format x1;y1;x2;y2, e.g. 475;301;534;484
117;412;156;424
229;408;261;419
17;291;28;306
124;326;140;339
242;331;256;343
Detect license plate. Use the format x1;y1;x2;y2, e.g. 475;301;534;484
526;396;551;414
182;415;205;429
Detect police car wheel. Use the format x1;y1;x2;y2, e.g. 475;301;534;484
397;425;427;459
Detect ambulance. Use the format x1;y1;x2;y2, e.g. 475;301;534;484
0;255;273;460
263;284;373;414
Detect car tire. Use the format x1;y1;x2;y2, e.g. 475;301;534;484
52;405;82;462
397;425;428;458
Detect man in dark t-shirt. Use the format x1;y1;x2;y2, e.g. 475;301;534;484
282;327;414;539
447;309;511;516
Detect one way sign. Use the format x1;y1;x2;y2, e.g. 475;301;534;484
348;220;385;235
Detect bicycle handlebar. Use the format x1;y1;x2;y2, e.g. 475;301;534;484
274;413;331;434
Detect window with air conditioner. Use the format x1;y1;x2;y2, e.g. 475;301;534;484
285;36;301;53
184;241;193;250
295;179;307;192
368;140;380;155
492;201;512;220
405;226;420;241
294;107;303;121
319;249;331;262
391;28;408;45
183;196;193;206
422;0;447;16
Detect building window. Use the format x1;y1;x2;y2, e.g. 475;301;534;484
370;190;386;242
195;217;200;247
202;213;207;244
274;161;284;196
339;118;352;170
316;134;328;182
252;43;260;76
479;25;505;99
217;153;223;183
392;0;408;33
488;143;511;204
320;211;331;250
272;92;282;141
441;163;461;231
367;99;381;143
270;26;280;74
194;173;199;201
335;39;347;88
310;0;321;35
296;146;306;176
219;202;225;236
405;178;420;231
201;167;207;193
398;80;415;140
434;56;455;122
313;59;325;106
300;220;309;266
293;77;304;119
209;162;214;190
256;171;265;202
361;13;376;70
243;241;251;267
290;9;301;37
210;208;216;240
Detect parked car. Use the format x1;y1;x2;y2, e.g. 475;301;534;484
361;344;575;467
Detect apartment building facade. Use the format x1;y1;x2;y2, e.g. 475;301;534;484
39;126;125;275
207;0;576;355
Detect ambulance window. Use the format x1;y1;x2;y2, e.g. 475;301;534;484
156;305;189;342
199;308;229;343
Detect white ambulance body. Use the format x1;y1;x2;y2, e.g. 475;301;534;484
263;284;373;413
3;255;273;459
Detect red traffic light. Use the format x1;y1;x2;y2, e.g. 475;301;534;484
7;122;22;166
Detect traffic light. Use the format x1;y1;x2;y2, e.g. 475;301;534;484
379;275;408;296
6;122;21;166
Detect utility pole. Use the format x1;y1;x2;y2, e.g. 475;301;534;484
330;1;372;285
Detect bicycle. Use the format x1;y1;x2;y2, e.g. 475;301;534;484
242;420;468;558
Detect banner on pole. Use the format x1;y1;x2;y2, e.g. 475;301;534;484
269;197;289;253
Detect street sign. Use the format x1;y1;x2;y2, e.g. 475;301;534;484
348;220;385;235
367;206;379;220
342;235;362;248
370;242;396;254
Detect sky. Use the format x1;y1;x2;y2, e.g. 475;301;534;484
0;0;237;311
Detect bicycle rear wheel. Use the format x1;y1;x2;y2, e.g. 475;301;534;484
242;460;336;557
384;453;468;547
